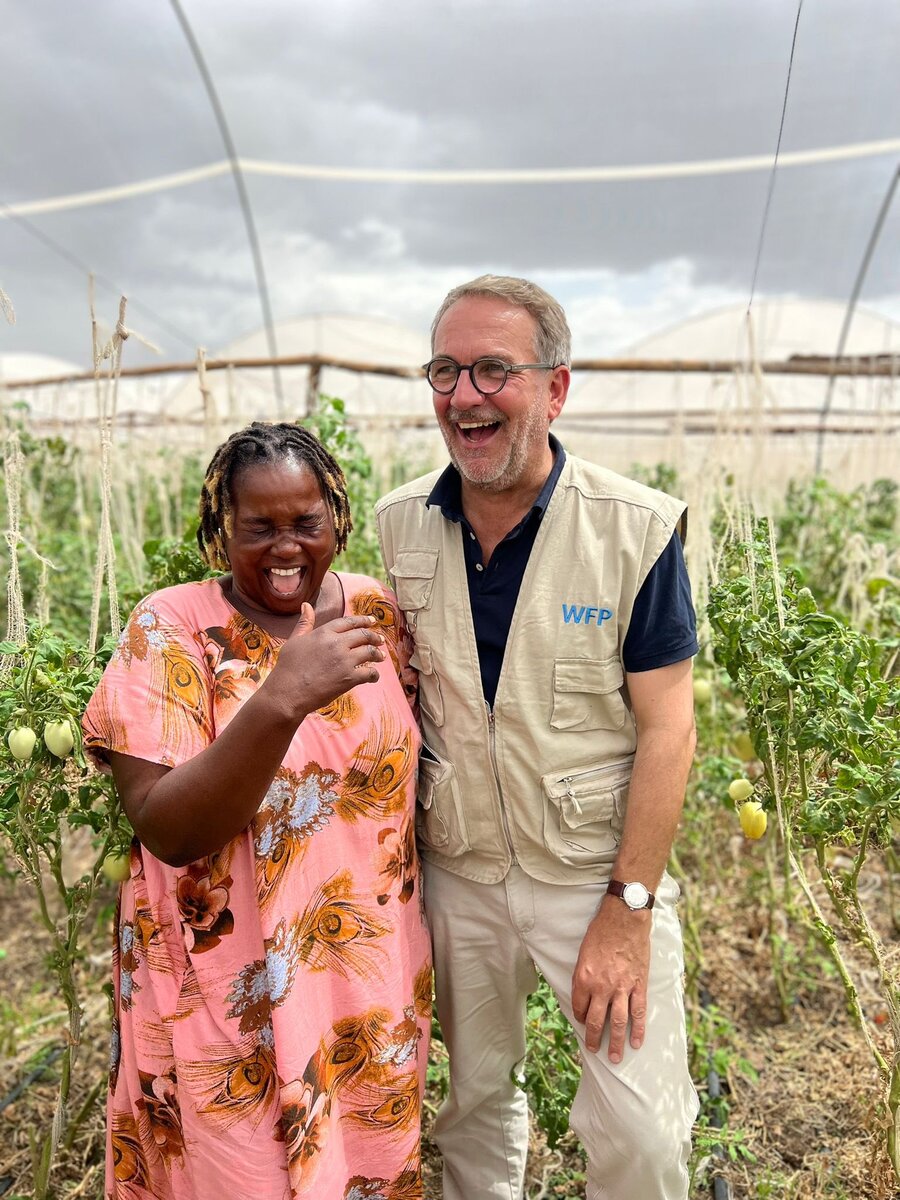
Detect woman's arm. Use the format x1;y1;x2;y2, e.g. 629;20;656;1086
112;604;383;866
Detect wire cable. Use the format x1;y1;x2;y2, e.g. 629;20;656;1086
813;161;900;474
0;202;202;354
4;139;900;219
168;0;283;406
746;0;805;313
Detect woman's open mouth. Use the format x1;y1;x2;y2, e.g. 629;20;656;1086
265;566;306;596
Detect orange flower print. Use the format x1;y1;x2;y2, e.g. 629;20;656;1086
137;1070;184;1166
115;602;166;667
373;815;416;906
176;863;234;953
374;1007;421;1071
254;765;338;909
281;1077;330;1186
227;915;305;1034
344;1164;423;1199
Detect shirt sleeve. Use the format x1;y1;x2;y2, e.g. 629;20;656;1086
622;531;698;672
82;590;215;772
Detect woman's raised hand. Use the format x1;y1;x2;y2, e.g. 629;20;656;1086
270;603;385;720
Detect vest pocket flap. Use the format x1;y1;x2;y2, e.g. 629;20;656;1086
416;743;469;856
409;643;434;674
417;744;449;807
554;657;624;695
542;761;632;830
392;549;439;611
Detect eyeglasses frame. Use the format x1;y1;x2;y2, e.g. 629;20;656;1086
422;356;558;396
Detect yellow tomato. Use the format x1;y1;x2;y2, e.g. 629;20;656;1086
728;778;754;803
739;800;768;839
692;679;713;705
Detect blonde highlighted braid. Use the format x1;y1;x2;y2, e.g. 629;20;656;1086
197;422;352;571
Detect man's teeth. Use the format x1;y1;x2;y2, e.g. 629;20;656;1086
458;420;498;429
270;567;301;576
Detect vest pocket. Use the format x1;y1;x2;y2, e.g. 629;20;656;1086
391;549;440;615
550;657;627;731
541;758;632;866
417;743;469;857
409;643;444;727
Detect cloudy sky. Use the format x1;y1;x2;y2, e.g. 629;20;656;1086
2;0;899;371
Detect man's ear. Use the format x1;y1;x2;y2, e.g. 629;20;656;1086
547;365;571;423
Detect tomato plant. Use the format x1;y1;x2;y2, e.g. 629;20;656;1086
0;626;131;1199
709;516;900;1183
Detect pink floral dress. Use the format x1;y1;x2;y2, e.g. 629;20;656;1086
83;573;431;1200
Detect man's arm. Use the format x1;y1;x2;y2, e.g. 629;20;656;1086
570;657;696;1061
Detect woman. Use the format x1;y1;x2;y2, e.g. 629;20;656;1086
84;421;431;1200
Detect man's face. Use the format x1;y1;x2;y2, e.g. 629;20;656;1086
430;295;568;494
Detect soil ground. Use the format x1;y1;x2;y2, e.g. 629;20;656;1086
1;835;898;1200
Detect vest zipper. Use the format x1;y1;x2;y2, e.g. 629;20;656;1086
487;706;517;865
559;756;635;812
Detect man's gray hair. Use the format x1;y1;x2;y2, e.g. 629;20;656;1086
431;275;572;367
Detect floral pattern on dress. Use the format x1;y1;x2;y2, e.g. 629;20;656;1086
83;574;431;1198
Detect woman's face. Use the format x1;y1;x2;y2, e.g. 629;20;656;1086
224;458;337;618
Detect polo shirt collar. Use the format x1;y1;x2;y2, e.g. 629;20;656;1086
426;433;567;524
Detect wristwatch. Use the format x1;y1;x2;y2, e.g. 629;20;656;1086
606;880;655;910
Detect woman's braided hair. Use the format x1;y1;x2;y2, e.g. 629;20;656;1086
197;421;352;571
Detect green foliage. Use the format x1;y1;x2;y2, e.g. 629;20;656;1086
521;979;582;1150
775;476;900;639
302;393;384;579
0;626;131;1198
708;513;900;1183
709;520;900;851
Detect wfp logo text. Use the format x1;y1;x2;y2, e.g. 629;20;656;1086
561;604;614;626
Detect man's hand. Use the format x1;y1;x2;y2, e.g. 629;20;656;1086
571;897;652;1061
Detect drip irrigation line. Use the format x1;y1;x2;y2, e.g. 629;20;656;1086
699;986;734;1200
813;161;900;475
0;1044;65;1115
168;0;283;408
0;203;201;354
746;0;804;314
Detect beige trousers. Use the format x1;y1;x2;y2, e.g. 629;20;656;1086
425;862;699;1200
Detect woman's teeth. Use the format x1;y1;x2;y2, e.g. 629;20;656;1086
268;567;303;595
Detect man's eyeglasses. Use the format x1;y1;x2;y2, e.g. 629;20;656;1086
422;356;556;396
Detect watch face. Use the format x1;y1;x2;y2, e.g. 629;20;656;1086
623;882;650;909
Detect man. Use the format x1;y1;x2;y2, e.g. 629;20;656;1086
375;276;699;1200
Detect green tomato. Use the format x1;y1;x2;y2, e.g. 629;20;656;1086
692;678;712;705
732;732;756;761
101;852;131;883
739;800;767;839
7;726;37;760
43;720;75;759
728;777;754;803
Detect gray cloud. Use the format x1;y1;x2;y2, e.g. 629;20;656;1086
2;0;899;369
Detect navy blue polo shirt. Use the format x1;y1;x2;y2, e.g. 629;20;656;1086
426;436;698;707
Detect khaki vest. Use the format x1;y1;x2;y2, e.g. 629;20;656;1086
375;454;687;885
